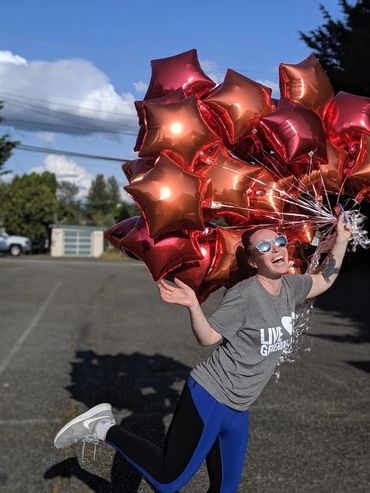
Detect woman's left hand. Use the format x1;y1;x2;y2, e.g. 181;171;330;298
336;213;352;244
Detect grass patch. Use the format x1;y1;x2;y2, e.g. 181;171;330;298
100;250;136;261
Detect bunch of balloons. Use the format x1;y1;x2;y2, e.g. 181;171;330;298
106;49;370;303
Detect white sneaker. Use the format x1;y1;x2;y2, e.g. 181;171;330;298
54;403;115;459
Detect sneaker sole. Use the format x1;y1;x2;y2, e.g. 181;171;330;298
54;403;112;448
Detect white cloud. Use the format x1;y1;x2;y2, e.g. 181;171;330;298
133;80;149;93
0;171;14;184
30;154;134;203
0;50;27;66
31;154;93;198
36;131;56;144
0;50;138;137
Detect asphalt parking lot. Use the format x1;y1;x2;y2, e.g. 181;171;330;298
0;256;369;492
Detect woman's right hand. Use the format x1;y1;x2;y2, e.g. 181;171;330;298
157;278;198;308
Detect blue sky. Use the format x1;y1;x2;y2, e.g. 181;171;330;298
0;0;350;198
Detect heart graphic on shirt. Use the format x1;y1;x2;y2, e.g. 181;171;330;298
281;312;295;336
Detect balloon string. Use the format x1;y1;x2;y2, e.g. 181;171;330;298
258;149;317;198
222;163;334;218
210;201;334;222
257;149;333;216
335;173;350;206
242;178;334;219
305;152;320;202
220;218;333;231
243;150;333;216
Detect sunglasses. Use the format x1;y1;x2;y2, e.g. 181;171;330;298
254;234;288;254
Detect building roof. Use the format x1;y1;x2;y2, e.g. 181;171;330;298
51;224;106;231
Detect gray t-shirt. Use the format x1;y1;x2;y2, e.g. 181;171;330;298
190;274;313;411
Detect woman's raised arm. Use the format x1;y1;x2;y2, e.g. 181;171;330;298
157;278;222;346
307;213;352;298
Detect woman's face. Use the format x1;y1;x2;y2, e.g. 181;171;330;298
248;229;289;278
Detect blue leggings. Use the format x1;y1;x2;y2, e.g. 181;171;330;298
106;374;249;492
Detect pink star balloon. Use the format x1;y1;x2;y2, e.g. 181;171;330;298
205;227;248;287
104;216;140;259
259;100;327;170
165;227;218;303
120;216;203;281
144;49;215;101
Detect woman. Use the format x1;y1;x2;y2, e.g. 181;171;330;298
54;214;351;493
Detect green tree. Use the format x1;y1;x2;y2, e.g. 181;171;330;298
85;174;111;223
0;180;8;226
57;181;81;224
107;176;121;204
115;201;141;221
107;175;125;221
2;172;58;251
300;0;370;96
0;101;19;176
85;174;126;225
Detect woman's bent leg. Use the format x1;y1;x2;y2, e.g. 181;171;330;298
106;376;223;493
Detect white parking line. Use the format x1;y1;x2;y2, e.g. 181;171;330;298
0;281;62;376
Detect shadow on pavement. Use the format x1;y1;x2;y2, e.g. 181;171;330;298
310;257;370;373
44;457;111;491
45;350;191;492
312;258;370;342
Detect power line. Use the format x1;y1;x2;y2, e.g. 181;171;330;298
2;118;137;136
0;90;137;118
2;97;137;135
16;143;127;163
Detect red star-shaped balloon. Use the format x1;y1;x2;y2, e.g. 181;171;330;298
247;167;286;220
120;216;203;281
259;100;327;170
279;54;334;117
203;69;272;144
325;92;370;147
165;227;218;303
104;216;140;259
144;49;215;100
205;227;248;287
297;142;347;195
138;95;221;169
194;145;262;224
134;88;186;152
122;158;155;183
346;134;370;201
125;152;209;239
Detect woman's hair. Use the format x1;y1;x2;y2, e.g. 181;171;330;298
241;226;280;254
241;230;257;253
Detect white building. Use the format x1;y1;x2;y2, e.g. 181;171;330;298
50;224;105;257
